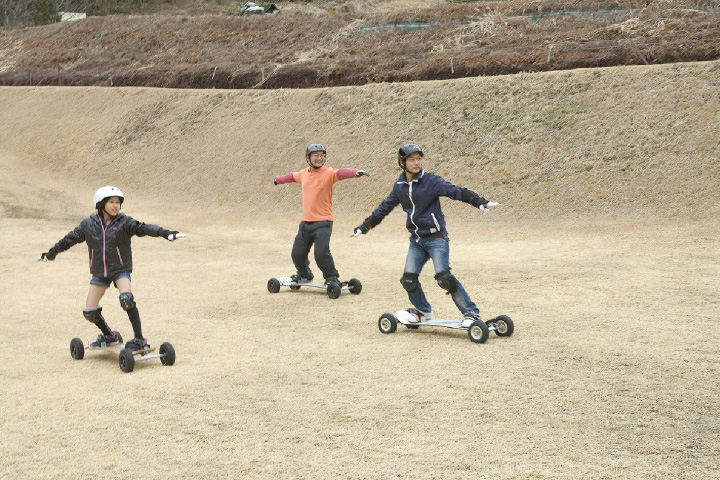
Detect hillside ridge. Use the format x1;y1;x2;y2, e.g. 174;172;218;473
1;60;718;226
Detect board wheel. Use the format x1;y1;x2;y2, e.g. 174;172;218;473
347;278;362;294
468;320;490;344
378;313;397;334
267;278;280;293
70;338;85;360
289;284;301;290
492;315;514;337
326;281;341;299
119;348;136;373
159;342;176;366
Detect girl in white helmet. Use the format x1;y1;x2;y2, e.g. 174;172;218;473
39;186;185;351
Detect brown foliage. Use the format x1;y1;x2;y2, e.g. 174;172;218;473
1;0;719;88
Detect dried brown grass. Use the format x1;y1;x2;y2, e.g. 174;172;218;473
1;0;718;88
0;59;719;479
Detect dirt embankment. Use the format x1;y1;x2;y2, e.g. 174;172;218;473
1;60;718;226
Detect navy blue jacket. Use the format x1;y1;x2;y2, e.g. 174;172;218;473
366;170;485;244
46;212;170;278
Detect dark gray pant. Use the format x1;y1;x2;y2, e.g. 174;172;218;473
291;220;338;280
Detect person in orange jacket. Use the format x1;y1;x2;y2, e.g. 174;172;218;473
274;144;368;285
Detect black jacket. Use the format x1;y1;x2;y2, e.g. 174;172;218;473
364;170;487;244
46;212;170;278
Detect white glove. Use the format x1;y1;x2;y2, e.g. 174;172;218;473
167;232;187;241
349;228;362;237
479;201;500;212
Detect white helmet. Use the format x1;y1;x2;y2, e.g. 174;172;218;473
93;186;124;208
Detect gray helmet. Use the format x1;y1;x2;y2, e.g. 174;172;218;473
305;143;326;168
397;143;423;169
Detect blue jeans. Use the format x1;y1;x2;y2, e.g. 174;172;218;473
403;237;478;315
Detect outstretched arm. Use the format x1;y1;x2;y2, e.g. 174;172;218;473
274;172;297;185
460;187;499;211
38;223;85;261
336;168;369;180
351;213;383;236
126;217;186;241
350;190;399;236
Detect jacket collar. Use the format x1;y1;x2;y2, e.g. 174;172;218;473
396;169;425;184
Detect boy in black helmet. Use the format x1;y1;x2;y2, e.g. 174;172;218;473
352;144;498;324
274;144;368;285
38;186;185;351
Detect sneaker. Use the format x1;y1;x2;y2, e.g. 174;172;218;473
291;274;312;283
90;331;120;347
461;312;482;327
324;277;339;285
407;308;433;323
125;337;148;351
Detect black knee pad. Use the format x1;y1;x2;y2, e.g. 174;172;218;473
400;272;419;293
119;292;136;311
435;271;458;293
83;307;103;325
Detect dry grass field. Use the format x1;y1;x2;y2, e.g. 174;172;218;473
0;58;719;478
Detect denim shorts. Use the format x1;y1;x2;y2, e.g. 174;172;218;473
90;271;131;288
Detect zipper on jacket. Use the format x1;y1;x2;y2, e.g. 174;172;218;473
408;181;420;243
116;246;124;266
100;216;108;277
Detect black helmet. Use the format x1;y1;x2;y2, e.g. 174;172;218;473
305;143;326;168
397;143;423;169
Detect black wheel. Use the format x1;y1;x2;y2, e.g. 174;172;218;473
267;278;280;293
159;342;176;366
468;320;490;344
347;278;362;295
492;315;514;337
326;281;341;299
70;338;85;360
118;349;136;373
289;284;301;290
378;313;397;334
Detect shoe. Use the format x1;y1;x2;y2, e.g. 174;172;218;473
324;277;339;285
291;274;312;283
407;308;433;323
461;312;482;327
124;337;148;351
90;331;120;347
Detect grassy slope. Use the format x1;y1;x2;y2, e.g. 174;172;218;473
0;60;719;225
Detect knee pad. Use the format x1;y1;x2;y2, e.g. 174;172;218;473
400;272;419;293
119;292;136;311
83;307;103;325
435;271;458;294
